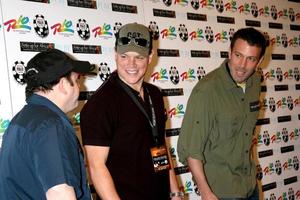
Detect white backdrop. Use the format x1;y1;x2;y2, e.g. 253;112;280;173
0;0;299;199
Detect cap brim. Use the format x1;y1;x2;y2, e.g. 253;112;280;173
117;44;149;57
73;61;98;75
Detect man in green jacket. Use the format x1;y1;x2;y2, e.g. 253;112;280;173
177;27;267;200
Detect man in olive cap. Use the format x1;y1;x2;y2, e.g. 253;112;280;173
81;23;183;200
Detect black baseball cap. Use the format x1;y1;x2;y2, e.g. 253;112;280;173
25;48;96;87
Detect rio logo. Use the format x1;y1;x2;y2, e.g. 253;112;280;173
168;104;185;118
51;19;74;35
180;68;196;81
92;23;113;38
151;68;168;82
160;26;176;39
4;15;31;32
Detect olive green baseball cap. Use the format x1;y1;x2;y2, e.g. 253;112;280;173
115;23;151;57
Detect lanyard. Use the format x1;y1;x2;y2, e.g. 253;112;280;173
117;79;159;146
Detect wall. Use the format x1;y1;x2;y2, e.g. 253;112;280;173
0;0;299;199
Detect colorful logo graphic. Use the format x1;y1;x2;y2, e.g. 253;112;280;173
278;8;289;19
259;6;270;17
189;28;204;41
160;26;177;39
174;0;188;6
180;181;193;193
215;30;229;43
151;68;168;82
0;118;10;136
200;0;214;9
180;68;196;81
168;104;185;118
255;127;300;147
288;36;299;47
92;23;113;38
238;3;250;14
225;0;237;12
51;19;74;35
4;15;31;32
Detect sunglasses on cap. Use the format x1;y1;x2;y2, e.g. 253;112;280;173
117;37;149;48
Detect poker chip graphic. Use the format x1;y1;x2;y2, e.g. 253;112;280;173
33;14;49;38
149;21;159;40
113;22;122;35
169;66;179;85
77;19;90;40
178;24;188;42
190;0;199;10
99;62;111;81
12;61;26;85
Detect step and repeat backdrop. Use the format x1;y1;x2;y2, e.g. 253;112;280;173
0;0;300;199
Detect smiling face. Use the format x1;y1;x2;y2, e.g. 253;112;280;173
116;51;153;91
228;38;263;83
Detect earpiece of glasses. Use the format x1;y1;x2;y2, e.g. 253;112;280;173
118;37;149;48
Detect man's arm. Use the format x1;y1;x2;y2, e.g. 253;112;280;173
187;157;218;200
46;184;77;200
84;145;121;200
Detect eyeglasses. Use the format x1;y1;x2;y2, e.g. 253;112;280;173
117;37;149;48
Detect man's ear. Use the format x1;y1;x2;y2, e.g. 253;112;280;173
57;77;68;95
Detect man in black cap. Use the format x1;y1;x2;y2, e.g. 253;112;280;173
80;23;183;200
0;48;95;200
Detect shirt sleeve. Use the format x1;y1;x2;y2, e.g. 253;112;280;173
80;93;115;146
30;119;80;193
177;88;213;165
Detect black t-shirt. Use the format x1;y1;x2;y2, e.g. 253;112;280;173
80;72;169;200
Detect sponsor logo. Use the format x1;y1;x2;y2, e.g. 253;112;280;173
157;49;180;57
199;0;214;9
187;13;207;21
20;41;54;52
153;8;176;18
174;0;188;6
161;26;177;39
72;44;101;54
168;104;185;118
238;3;251;14
92;23;113;38
180;68;196;82
111;3;137;13
191;50;210;57
224;0;237;12
217;16;235;24
161;88;184;96
189;28;205;41
215;30;229;43
151;68;168;82
51;19;74;36
165;128;181;137
4;15;31;33
67;0;97;9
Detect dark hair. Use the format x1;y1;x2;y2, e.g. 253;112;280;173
114;28;153;55
230;27;267;59
25;71;74;99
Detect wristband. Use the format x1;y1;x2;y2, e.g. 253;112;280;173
170;191;184;198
